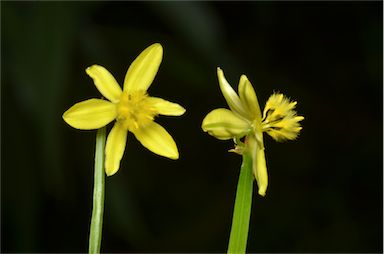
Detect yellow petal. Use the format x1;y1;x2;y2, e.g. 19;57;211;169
217;68;248;118
132;122;179;159
85;65;122;103
249;135;268;197
147;97;186;116
63;99;116;130
124;43;163;93
255;145;268;196
105;123;128;176
201;108;251;140
238;75;262;122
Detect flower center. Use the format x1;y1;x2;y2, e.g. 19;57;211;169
116;90;157;131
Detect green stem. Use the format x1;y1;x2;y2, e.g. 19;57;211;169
89;127;106;254
227;153;254;254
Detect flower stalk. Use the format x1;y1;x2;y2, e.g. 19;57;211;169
63;43;185;253
89;127;106;254
227;152;253;254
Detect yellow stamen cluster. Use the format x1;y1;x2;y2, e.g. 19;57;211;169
261;93;304;142
116;90;158;132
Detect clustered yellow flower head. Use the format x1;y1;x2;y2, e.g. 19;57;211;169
63;43;185;176
202;68;304;196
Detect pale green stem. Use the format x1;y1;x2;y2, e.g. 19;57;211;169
89;127;106;254
227;153;254;254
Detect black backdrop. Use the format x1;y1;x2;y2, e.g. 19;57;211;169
2;1;382;252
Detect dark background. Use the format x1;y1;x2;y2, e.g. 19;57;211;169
2;1;382;253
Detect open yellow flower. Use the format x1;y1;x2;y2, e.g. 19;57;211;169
202;68;303;196
63;43;186;176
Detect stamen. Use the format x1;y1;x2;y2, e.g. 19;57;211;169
262;108;275;121
116;90;158;131
262;93;303;141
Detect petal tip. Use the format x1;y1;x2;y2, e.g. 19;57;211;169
240;74;248;81
170;151;179;160
85;65;97;74
164;145;179;160
258;188;266;197
105;165;118;177
180;107;187;115
62;108;76;127
104;162;120;176
152;42;163;48
149;43;163;55
160;150;179;160
62;111;69;121
165;146;179;160
62;113;72;127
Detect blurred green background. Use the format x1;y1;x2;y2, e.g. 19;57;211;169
2;1;382;253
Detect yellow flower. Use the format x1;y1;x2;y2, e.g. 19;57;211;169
202;68;303;196
63;43;186;176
